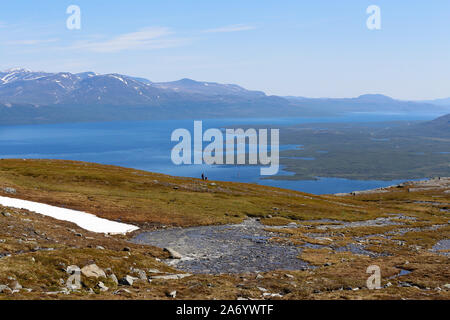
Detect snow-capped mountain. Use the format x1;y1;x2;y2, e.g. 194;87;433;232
0;68;448;124
0;68;266;106
0;68;53;85
153;78;265;97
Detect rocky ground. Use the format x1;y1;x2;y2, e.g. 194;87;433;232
132;219;308;274
0;160;448;300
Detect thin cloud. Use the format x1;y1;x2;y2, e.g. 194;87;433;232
71;27;189;53
7;38;59;45
203;24;256;33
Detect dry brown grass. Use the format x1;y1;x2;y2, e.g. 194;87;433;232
0;159;449;300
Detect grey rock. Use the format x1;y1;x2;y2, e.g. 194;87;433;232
399;282;412;288
66;265;80;274
96;281;109;292
344;286;353;291
119;275;137;286
109;274;119;285
1;212;11;217
10;281;22;290
3;187;16;194
147;269;162;274
131;268;147;281
164;247;182;259
0;285;12;294
114;288;131;295
81;264;106;278
150;274;192;280
166;290;177;298
262;292;283;298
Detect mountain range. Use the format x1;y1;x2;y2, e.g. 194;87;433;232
0;68;449;124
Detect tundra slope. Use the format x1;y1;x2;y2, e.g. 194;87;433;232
0;160;448;300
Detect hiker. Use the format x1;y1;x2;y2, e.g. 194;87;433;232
201;173;205;181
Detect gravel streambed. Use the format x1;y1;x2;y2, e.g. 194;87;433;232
132;219;309;274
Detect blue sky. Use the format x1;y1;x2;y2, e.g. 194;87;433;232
0;0;449;100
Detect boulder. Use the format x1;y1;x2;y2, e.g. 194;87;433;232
119;275;137;286
96;282;109;292
164;247;182;259
66;265;80;274
3;187;16;194
150;274;192;280
81;264;106;278
10;281;22;290
147;269;162;274
0;285;12;294
166;290;177;298
113;288;131;295
136;269;147;281
109;274;119;285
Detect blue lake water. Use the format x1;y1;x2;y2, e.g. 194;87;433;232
0;114;437;195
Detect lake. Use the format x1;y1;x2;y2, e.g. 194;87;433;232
0;114;436;195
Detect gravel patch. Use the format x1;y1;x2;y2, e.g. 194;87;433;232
131;219;309;274
430;239;450;257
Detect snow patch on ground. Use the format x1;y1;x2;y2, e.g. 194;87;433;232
0;196;139;234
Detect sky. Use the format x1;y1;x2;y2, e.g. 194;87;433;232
0;0;449;100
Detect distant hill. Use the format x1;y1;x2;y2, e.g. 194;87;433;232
152;78;266;98
416;113;450;133
422;98;450;107
382;113;450;138
284;94;448;115
0;69;449;124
